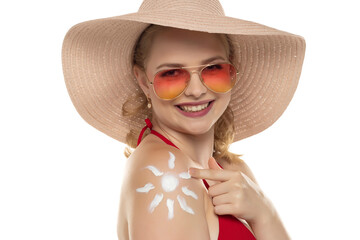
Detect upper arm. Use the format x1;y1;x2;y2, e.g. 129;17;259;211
127;147;210;240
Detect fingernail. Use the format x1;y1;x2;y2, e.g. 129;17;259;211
188;168;195;175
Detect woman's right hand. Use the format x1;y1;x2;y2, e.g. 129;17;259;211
189;157;290;240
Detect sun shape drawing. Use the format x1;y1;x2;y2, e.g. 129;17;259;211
136;151;198;220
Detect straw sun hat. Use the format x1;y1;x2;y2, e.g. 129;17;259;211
61;0;306;144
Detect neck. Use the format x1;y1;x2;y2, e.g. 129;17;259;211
151;117;214;169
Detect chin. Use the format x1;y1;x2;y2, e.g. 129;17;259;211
181;120;215;135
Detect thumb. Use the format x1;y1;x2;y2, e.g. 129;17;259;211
208;156;222;170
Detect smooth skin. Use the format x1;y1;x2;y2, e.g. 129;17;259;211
133;27;231;169
122;27;290;240
190;157;290;240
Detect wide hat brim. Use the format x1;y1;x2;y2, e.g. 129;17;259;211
61;3;306;144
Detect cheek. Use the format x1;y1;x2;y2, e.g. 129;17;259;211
217;92;231;108
225;92;232;105
212;93;231;117
152;100;176;116
150;99;179;124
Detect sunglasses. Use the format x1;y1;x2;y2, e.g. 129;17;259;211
144;62;239;100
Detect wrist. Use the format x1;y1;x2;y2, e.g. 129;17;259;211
248;205;278;230
248;199;290;240
248;196;277;227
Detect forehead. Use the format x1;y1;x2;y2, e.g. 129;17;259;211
146;28;227;70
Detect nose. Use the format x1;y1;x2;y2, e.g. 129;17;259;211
183;70;208;98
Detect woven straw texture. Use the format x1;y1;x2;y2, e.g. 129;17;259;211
61;0;306;144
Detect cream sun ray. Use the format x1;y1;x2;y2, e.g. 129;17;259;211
136;183;155;193
179;172;191;179
149;193;163;213
181;186;198;199
168;151;175;169
145;165;164;176
167;198;174;220
177;195;194;215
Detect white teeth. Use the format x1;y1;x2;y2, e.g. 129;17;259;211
179;102;210;112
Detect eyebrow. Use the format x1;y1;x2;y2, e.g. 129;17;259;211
155;56;226;70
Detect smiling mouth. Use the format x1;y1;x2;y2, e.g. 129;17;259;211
176;100;214;112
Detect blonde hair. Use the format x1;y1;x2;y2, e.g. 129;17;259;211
122;24;243;164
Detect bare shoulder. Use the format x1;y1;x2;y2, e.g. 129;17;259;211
123;142;210;240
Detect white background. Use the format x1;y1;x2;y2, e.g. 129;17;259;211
1;0;359;239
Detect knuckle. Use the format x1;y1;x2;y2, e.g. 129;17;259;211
208;186;215;196
193;168;200;176
212;196;218;205
235;192;243;201
234;181;243;189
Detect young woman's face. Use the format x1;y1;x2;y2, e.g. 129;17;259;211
136;28;232;135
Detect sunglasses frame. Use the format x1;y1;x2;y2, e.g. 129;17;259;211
143;61;240;100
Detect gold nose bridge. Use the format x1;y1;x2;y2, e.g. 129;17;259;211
189;69;202;78
186;68;206;88
181;68;210;97
183;64;215;89
145;64;207;85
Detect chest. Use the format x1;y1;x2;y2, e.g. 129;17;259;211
203;179;220;240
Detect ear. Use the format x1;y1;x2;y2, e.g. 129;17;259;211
133;64;150;96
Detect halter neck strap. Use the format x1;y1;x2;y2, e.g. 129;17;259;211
137;118;179;150
137;118;153;146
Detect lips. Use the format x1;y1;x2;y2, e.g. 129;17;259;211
175;99;215;107
175;99;215;117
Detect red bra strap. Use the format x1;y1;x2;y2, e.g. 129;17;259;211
137;118;180;150
137;118;153;146
150;129;179;150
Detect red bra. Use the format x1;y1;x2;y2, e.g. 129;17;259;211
137;118;256;240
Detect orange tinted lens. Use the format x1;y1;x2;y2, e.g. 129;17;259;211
201;63;236;92
153;69;190;99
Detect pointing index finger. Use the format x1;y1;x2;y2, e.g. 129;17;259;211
188;168;231;181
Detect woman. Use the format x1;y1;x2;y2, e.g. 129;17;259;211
61;0;305;239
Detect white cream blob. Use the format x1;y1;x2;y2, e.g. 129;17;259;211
167;198;174;220
181;186;198;199
161;173;179;192
149;193;163;213
177;195;194;215
179;172;191;179
136;183;155;193
168;152;175;169
145;165;163;176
